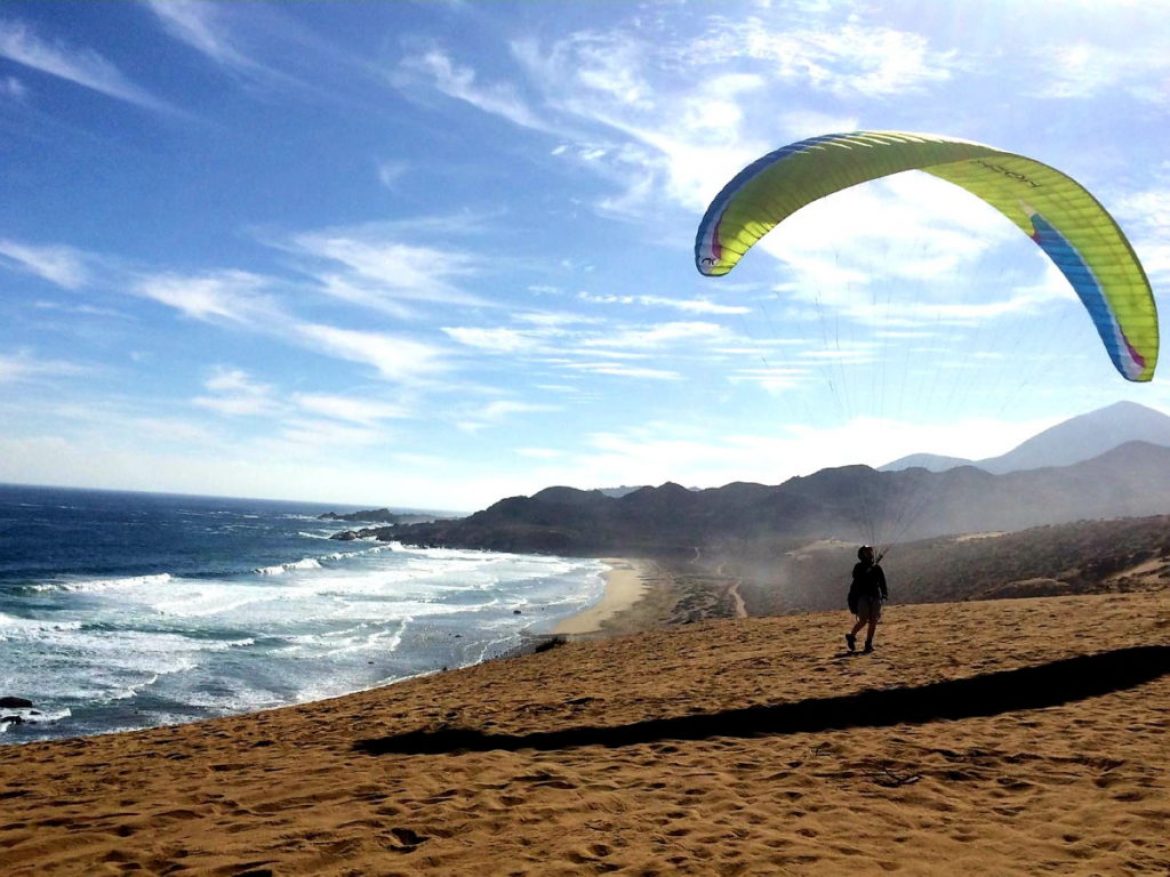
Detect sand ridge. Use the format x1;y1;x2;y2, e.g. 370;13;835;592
2;588;1170;874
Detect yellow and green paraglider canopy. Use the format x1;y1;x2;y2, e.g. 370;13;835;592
695;131;1158;382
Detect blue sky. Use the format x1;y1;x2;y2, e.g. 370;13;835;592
2;0;1169;510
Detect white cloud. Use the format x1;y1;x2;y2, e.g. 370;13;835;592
276;417;386;449
377;159;409;189
0;18;173;112
455;398;559;433
1032;41;1170;103
135;271;279;325
193;367;284;417
513;32;654;110
293;393;409;424
517;447;563;459
568;362;680;380
480;399;558;420
0;351;84;383
442;326;547;353
729;365;814;394
1;74;25;99
289;227;489;311
145;0;256;71
0;238;89;289
131;416;219;445
297;323;451;383
312;274;416;320
585;320;731;349
688;18;955;98
397;47;554;133
579;291;751;315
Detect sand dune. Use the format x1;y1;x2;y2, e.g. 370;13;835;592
3;583;1170;875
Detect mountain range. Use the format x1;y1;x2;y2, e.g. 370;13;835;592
350;402;1170;555
881;401;1170;473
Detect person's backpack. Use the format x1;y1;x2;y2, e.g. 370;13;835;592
847;585;859;615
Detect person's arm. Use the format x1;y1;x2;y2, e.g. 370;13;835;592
876;566;888;599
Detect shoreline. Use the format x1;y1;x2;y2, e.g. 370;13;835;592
552;557;650;635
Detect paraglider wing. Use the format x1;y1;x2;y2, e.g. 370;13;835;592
694;131;1158;381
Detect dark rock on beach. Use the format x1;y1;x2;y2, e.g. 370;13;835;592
0;697;33;709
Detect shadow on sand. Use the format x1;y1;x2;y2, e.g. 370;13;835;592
354;645;1170;756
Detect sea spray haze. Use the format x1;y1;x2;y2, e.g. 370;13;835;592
0;485;605;743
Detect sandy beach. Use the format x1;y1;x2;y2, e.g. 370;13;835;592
553;558;650;635
3;560;1169;875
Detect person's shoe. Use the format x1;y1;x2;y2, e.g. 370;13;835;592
863;641;874;654
845;633;856;652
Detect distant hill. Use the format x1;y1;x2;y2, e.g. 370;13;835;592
595;485;648;498
979;401;1170;473
880;452;974;473
366;440;1170;555
882;401;1170;474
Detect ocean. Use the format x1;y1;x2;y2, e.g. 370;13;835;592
0;484;606;744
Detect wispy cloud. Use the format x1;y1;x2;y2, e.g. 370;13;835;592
516;447;563;459
396;47;555;133
579;291;751;315
192;367;284;416
685;18;955;98
292;393;409;424
1031;41;1170;103
584;321;731;349
0;18;173;112
376;159;409;189
145;0;374;108
567;362;680;380
296;323;451;383
1;74;25;99
135;270;280;325
455;398;559;433
502;18;951;218
0;238;89;289
276;417;386;449
144;0;256;72
442;325;550;354
0;350;84;383
286;225;490;313
728;364;814;394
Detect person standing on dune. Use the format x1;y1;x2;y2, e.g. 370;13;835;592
846;545;887;654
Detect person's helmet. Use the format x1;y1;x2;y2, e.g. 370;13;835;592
857;545;874;560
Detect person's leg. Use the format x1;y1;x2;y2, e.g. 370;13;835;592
864;616;877;651
846;615;865;651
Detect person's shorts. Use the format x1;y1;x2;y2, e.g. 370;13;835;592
855;595;882;623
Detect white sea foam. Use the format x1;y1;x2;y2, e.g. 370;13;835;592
0;612;84;639
254;558;322;576
30;572;174;593
0;706;71;733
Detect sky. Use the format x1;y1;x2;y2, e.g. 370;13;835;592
2;0;1169;511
